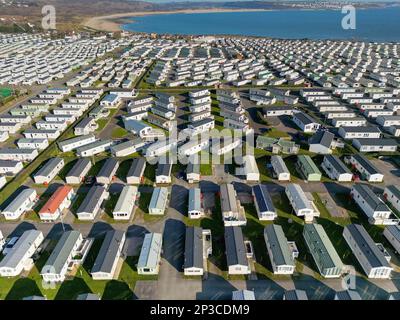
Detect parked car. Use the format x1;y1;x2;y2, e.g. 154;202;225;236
2;237;19;255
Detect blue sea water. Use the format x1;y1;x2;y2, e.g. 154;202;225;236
122;7;400;42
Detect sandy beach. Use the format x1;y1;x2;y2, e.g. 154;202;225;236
83;9;268;32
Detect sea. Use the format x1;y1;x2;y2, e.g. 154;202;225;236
122;7;400;42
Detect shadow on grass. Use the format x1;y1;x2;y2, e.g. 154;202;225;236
55;277;92;300
102;280;134;300
6;278;42;300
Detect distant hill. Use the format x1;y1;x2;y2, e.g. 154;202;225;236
1;0;392;17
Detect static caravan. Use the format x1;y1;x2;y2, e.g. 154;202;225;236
232;290;256;300
39;185;74;221
1;188;37;220
76;140;112;157
383;225;400;253
111;138;146;157
137;233;163;275
186;163;201;183
0;230;44;277
343;224;392;279
0;148;38;162
148;187;169;215
155;163;172;184
321;155;353;182
220;183;247;227
112;185;139;220
264;224;295;275
350;184;392;225
17;138;49;150
76;185;109;220
188;187;204;219
285;184;317;222
33;157;64;185
224;226;251;275
96;158;119;185
384;185;400;213
252;184;277;221
91;230;126;280
347;154;384;182
183;227;206;276
41;231;83;283
65;158;92;184
292;112;321;133
296;155;322;182
303;224;343;278
352;138;398;153
270;155;290;181
58;134;96;153
338;126;381;140
240;155;260;182
0;160;23;175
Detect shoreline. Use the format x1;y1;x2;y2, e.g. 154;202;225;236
83;9;270;32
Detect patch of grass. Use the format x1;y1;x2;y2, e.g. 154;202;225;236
266;128;289;139
111;127;129;139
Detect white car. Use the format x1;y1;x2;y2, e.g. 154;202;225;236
2;236;19;255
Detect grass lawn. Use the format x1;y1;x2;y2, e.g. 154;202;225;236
200;163;213;175
111;127;129;139
266;127;289;139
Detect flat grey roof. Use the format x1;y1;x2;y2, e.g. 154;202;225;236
98;158;119;178
224;226;248;267
75;117;95;129
324;155;351;175
3;188;36;214
77;185;106;214
183;227;203;269
353;184;390;212
0;230;42;269
253;184;275;213
188;188;201;213
0;160;21;168
309;130;334;148
58;134;95;149
303;223;343;270
220;184;238;213
355;138;397;146
91;230;125;274
67;158;91;178
295;112;317;125
35;157;63;178
270;155;289;174
264;224;294;267
127;157;146;178
351;154;380;175
345;224;390;268
341;126;381;133
156;163;172;177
